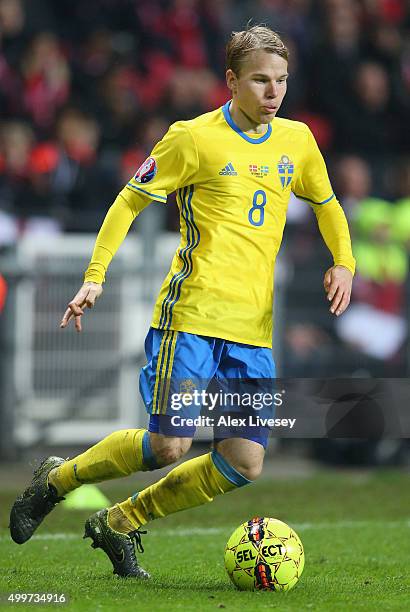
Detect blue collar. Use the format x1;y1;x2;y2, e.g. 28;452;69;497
222;100;272;144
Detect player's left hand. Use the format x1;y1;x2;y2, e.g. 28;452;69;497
323;265;353;316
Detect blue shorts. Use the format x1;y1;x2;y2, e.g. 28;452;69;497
139;328;276;448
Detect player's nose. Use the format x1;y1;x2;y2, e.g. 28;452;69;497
266;81;278;98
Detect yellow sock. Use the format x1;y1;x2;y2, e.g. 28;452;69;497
49;429;158;495
117;450;251;529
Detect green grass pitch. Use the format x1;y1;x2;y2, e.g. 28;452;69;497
1;467;409;611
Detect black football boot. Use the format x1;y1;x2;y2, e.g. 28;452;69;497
83;508;150;579
9;456;66;544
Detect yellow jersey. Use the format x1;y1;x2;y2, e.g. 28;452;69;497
85;101;355;348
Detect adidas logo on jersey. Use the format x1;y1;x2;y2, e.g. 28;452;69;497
219;162;238;176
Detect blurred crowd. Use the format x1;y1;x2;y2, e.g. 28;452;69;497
0;0;409;374
1;0;409;231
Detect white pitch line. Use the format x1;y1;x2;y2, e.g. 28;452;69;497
292;519;410;531
1;520;409;542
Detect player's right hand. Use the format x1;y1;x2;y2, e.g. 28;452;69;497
60;282;103;332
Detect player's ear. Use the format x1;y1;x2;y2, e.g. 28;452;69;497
226;69;238;94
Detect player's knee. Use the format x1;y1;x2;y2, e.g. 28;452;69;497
156;441;190;466
235;461;263;482
215;439;265;482
150;434;192;466
220;455;263;482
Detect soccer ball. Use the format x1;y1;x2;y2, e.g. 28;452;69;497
224;517;304;592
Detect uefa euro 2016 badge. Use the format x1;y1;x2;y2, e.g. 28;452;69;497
277;155;294;188
135;156;157;183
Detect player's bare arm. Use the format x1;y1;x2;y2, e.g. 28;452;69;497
60;282;103;332
323;265;353;317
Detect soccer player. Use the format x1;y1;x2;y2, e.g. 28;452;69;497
10;26;355;578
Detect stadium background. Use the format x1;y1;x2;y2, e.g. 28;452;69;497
0;0;409;465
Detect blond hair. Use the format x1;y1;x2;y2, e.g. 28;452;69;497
226;25;288;75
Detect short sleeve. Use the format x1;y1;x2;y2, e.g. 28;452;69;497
292;128;335;206
122;122;199;205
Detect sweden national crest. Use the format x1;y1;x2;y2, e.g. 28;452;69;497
277;155;294;189
180;379;196;395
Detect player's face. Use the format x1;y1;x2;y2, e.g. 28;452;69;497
227;50;288;127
